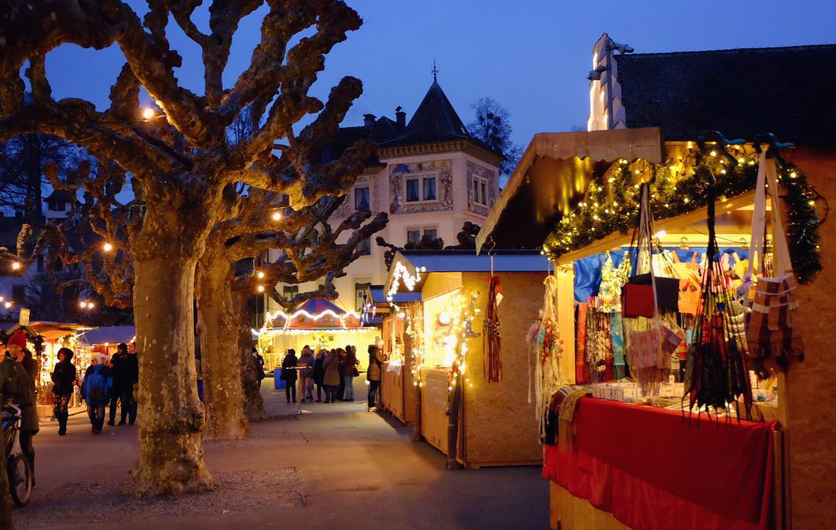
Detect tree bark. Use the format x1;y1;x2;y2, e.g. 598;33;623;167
239;295;269;422
131;255;214;496
196;263;250;440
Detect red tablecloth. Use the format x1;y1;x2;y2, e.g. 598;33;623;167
543;398;777;530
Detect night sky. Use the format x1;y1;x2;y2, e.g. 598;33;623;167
42;0;836;151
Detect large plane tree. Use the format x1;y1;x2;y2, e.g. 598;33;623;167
0;0;369;496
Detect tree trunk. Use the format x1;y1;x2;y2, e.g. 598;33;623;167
239;295;269;421
196;264;250;440
131;256;214;496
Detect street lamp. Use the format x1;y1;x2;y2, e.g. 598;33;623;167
141;108;156;120
257;285;265;293
103;242;113;252
271;211;282;221
256;271;265;279
11;262;21;271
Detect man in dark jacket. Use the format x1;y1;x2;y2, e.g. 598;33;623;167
107;345;125;426
6;330;38;487
1;343;32;528
120;342;139;425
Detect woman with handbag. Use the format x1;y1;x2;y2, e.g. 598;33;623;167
51;347;77;436
340;346;359;401
366;345;386;412
322;349;341;403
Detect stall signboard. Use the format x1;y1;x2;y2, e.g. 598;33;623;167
425;369;449;410
18;308;29;326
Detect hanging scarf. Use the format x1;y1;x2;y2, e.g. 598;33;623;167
483;275;503;383
684;176;754;419
527;274;565;441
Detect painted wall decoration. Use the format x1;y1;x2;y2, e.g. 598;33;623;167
466;161;497;216
334;174;379;217
389;159;454;214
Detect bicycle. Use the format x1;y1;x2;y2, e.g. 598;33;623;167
3;404;32;507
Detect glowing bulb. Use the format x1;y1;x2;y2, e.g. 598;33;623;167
141;108;155;120
103;242;113;252
11;262;20;271
4;302;10;309
0;297;4;302
790;172;797;179
272;211;282;221
256;271;265;279
88;302;95;309
79;301;87;309
710;150;717;157
257;285;265;293
655;230;667;239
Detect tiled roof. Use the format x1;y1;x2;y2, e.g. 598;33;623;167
383;80;471;146
616;44;836;145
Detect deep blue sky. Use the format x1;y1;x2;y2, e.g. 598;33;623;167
43;0;836;151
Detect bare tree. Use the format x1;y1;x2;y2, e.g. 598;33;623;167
468;97;522;178
0;0;369;497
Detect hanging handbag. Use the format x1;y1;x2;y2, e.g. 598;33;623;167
629;273;680;312
622;283;655;318
745;150;805;378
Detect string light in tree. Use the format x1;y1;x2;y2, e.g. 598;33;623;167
256;271;265;279
103;242;113;252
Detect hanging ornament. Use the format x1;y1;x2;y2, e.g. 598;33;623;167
483;275;503;383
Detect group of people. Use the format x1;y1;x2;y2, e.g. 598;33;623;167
78;342;139;434
279;344;386;410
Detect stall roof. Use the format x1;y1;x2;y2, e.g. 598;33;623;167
77;326;135;345
370;285;421;306
385;250;550;295
476;127;663;253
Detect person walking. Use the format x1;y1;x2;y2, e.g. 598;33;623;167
51;347;77;436
108;344;126;426
6;329;39;486
312;349;326;402
1;335;33;526
366;345;386;412
281;349;298;403
82;353;113;434
322;349;341;403
120;342;139;425
340;346;359;401
297;346;315;402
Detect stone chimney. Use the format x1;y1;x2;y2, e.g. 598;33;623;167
395;106;406;129
363;113;376;128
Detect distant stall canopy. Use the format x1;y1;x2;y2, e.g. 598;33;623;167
476;128;663;253
385;250;551;298
265;297;362;331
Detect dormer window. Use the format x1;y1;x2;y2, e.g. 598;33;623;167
48;200;67;212
405;173;438;203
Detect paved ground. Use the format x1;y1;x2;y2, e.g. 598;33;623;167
12;378;549;529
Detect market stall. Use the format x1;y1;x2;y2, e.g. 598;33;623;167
255;297;379;371
3;322;90;406
384;250;550;468
476;128;822;529
373;285;422;425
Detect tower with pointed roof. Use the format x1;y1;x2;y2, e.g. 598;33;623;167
266;75;502;331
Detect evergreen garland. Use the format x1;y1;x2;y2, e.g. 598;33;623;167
543;149;823;283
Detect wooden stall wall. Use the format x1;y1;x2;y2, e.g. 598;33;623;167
421;367;450;454
784;147;836;530
550;483;629;530
381;361;404;421
460;271;545;467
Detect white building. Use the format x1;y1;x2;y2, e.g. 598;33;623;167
266;78;503;314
